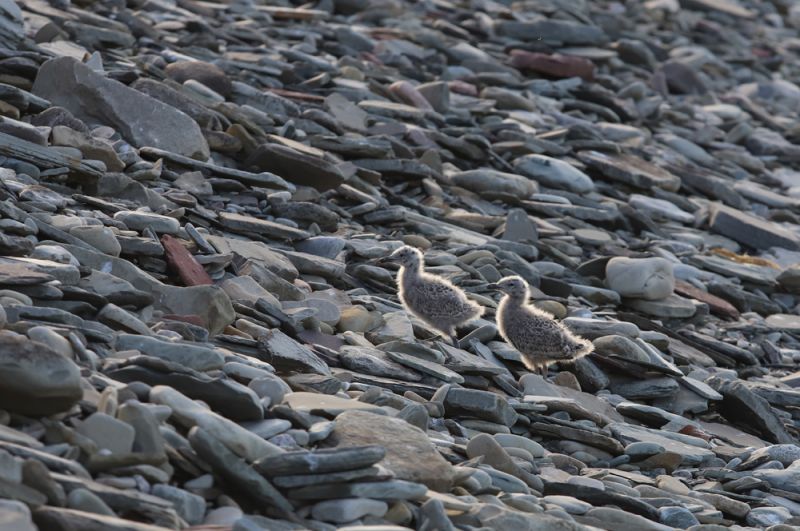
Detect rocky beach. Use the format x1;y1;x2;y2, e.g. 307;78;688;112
0;0;800;529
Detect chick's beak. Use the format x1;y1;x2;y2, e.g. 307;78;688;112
486;283;499;290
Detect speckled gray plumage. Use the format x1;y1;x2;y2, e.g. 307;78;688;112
493;275;593;374
390;246;483;341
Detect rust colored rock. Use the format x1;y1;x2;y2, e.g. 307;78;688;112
509;50;595;81
448;80;478;97
388;80;433;111
267;88;325;103
165;60;232;97
161;234;213;286
678;424;712;441
161;314;207;327
674;280;740;320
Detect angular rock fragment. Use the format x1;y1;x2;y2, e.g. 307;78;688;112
32;57;209;160
707;378;796;444
188;427;296;520
257;330;330;375
579;151;681;191
709;204;800;251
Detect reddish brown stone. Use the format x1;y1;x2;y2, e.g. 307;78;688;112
674;280;740;320
161;234;213;287
265;88;325;103
165;61;232;97
447;80;478;97
508;50;595;81
389;81;433;111
361;52;383;66
161;314;207;327
679;424;712;441
257;5;328;20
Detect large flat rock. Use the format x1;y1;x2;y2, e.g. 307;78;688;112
32;57;209;160
709;204;800;251
328;410;455;492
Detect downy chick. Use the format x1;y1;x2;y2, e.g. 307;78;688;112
383;246;483;345
489;275;593;375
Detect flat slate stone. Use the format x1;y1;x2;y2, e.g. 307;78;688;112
608;423;716;465
384;351;464;383
288;479;428;501
689;254;779;285
245;143;346;191
444;388;517;426
531;422;624;455
339;347;423;382
33;507;171;531
115;334;224;372
707;377;796;444
496;19;608;45
32;57;209;160
0;262;52;285
681;0;756;19
626;294;697;318
107;359;263;422
219;212;310;241
674;280;739;319
709;204;800;251
255;446;385;476
578;151;681;191
0;132;105;182
257;330;331;375
188;427;296;519
283;392;385;416
543;482;659;521
271;466;384;489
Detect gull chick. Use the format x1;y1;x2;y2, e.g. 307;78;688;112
489;275;593;375
383;246;483;345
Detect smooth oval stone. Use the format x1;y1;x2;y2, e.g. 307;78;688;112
514;154;595;193
26;326;73;358
606;257;675;300
69;225;121;256
493;433;545;458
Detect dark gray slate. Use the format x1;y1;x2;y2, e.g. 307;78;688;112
443;388;517;426
709;204;800;251
495;20;607;46
32;57;209;160
245;143;345;191
707;377;796;445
